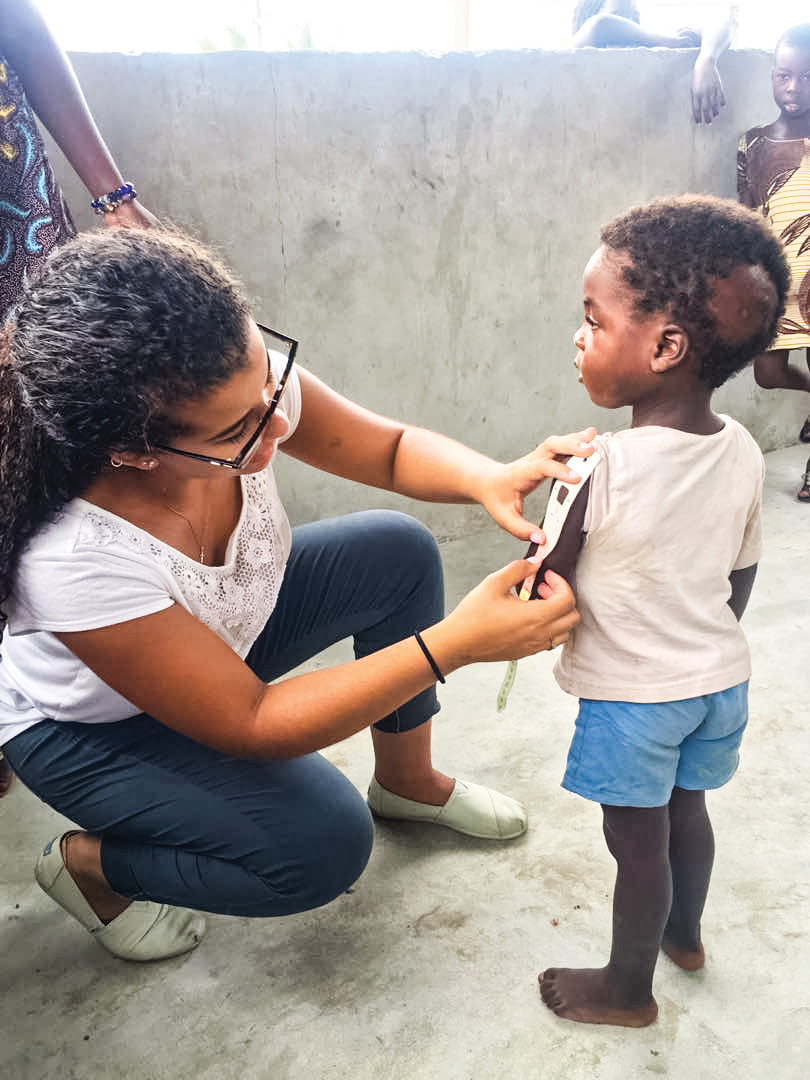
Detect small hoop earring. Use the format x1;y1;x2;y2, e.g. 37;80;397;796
110;457;123;468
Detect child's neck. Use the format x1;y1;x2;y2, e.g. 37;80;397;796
631;392;721;435
771;113;810;139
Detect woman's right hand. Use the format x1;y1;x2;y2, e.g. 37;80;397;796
427;559;579;673
54;558;578;762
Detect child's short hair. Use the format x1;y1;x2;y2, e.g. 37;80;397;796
600;194;789;389
776;24;810;55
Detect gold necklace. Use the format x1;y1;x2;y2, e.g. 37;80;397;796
165;503;209;564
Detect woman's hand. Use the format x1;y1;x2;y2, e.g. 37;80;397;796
476;427;597;540
55;556;578;762
101;200;159;229
427;561;579;671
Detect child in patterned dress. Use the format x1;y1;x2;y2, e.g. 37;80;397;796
738;23;810;500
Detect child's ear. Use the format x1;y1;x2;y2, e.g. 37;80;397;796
650;324;688;373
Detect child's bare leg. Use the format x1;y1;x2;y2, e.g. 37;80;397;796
662;787;712;970
539;804;669;1027
753;349;810;392
802;348;810;442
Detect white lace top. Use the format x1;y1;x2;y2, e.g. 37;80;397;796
0;363;301;745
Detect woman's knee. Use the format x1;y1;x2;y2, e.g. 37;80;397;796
361;510;442;580
273;792;375;913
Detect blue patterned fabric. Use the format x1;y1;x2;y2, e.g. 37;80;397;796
0;55;75;321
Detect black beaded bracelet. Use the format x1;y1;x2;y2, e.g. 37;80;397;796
414;630;446;684
91;181;137;215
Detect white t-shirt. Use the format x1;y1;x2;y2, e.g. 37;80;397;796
553;417;763;704
0;359;302;746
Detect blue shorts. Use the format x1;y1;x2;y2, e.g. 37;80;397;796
562;682;748;808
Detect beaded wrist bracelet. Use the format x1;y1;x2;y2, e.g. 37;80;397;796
90;181;137;215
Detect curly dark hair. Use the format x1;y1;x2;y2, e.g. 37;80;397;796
0;226;253;616
600;194;790;389
777;23;810;55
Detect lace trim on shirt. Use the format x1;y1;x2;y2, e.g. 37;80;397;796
75;471;288;655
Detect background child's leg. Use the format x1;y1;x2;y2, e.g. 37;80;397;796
800;457;810;502
803;348;810;435
753;348;810;392
662;786;712;970
539;804;669;1028
753;349;810;494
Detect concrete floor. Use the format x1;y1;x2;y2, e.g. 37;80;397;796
2;443;810;1080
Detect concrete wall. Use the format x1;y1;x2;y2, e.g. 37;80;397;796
48;46;798;534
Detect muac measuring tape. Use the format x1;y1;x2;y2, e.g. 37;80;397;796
496;450;601;712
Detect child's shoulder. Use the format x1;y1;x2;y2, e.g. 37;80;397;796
596;418;760;461
738;125;771;152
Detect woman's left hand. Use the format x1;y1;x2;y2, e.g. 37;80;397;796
478;426;597;539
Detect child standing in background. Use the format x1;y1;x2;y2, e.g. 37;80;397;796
537;195;788;1027
738;24;810;500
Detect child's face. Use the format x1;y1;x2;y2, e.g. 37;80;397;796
573;247;664;410
772;44;810;120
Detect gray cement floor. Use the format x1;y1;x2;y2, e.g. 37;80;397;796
2;443;810;1080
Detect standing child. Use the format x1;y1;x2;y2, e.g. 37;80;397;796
537;194;788;1028
738;24;810;500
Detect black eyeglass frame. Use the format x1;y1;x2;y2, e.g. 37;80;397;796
150;324;298;470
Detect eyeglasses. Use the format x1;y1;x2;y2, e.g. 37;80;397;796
151;324;297;470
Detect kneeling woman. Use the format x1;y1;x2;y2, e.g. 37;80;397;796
0;227;586;961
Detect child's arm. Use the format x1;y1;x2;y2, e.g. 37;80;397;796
736;137;758;209
728;564;757;621
691;8;734;125
523;462;594;600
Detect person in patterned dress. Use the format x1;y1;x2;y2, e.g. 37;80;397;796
738;24;810;500
0;0;156;322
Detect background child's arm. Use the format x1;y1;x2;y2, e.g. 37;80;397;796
691;8;734;125
728;564;757;621
736;138;758;210
524;473;592;600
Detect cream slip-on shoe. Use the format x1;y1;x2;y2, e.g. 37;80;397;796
367;777;528;839
35;834;206;961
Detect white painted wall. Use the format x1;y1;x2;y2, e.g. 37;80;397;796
49;46;796;533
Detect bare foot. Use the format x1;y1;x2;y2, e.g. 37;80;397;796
661;936;705;971
538;967;658;1028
